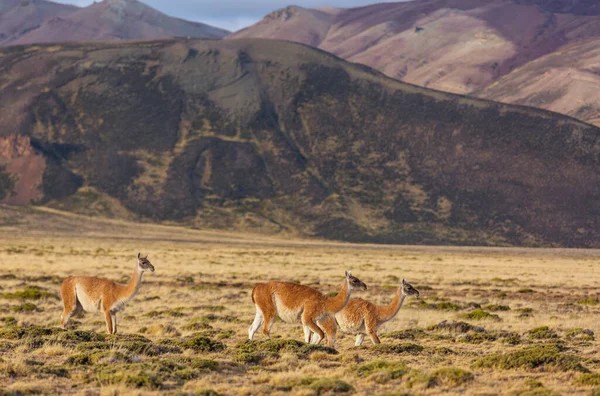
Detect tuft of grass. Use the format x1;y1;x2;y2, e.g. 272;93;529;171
527;326;558;340
234;339;336;364
574;373;600;386
10;303;38;313
384;329;426;340
576;298;599;306
566;328;595;342
518;288;536;294
0;286;58;300
282;377;354;394
460;309;501;321
408;367;474;388
428;320;483;334
515;307;535;317
472;344;588;373
355;360;409;383
182;335;226;352
415;300;461;311
484;304;510;311
372;343;424;355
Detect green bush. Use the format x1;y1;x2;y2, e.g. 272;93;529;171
460;309;501;321
527;326;558;340
472;344;588;372
355;360;409;380
574;373;600;386
182;335;225;352
372;343;424;355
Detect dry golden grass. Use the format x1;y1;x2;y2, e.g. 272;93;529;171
0;207;600;395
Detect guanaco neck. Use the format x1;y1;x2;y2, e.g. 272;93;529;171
376;288;406;322
323;280;351;313
118;268;144;302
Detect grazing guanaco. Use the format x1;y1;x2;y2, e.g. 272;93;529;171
319;279;419;347
248;271;367;346
60;252;155;334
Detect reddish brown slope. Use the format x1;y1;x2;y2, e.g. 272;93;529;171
0;0;77;45
230;0;600;124
6;0;228;45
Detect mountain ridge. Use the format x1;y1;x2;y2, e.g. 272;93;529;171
0;38;598;248
229;0;600;126
0;0;229;46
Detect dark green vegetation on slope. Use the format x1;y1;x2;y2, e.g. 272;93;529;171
0;38;598;246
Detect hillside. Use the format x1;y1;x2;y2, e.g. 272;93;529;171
0;0;77;45
0;38;598;247
230;0;600;126
0;0;228;46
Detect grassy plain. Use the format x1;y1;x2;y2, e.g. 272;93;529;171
0;205;599;395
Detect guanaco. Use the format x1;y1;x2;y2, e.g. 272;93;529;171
319;279;419;347
249;271;367;346
60;252;155;334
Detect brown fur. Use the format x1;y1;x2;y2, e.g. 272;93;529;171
60;252;154;334
319;279;419;347
248;271;367;347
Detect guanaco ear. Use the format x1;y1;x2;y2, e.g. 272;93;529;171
144;254;148;259
402;278;407;285
345;271;352;278
138;252;141;259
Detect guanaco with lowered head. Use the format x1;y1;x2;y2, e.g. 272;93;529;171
319;278;419;347
60;252;155;334
249;271;367;347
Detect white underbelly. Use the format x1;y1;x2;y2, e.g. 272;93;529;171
335;313;364;333
75;285;102;313
274;296;303;323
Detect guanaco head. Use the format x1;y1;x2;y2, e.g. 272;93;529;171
345;271;367;291
401;278;419;298
137;252;155;273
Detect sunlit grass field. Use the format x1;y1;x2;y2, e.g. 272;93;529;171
1;206;599;395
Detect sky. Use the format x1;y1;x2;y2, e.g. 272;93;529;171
53;0;400;32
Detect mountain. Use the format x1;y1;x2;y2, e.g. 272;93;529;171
0;0;229;46
0;38;598;247
0;0;77;45
230;0;600;126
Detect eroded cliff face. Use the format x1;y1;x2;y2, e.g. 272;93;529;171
0;134;45;204
0;38;598;247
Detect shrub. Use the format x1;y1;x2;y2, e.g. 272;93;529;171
460;309;501;321
516;307;535;318
574;373;600;386
182;335;225;352
372;343;424;355
518;288;536;294
10;303;37;313
576;298;599;306
427;320;483;334
408;368;474;388
484;304;510;311
566;328;595;342
234;339;336;364
384;329;426;340
472;344;588;372
282;377;354;394
527;326;558;340
0;287;58;300
355;360;409;380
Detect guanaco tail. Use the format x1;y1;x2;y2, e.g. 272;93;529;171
249;271;367;347
60;252;155;334
319;278;419;347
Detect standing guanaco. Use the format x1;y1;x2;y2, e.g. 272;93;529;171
249;271;367;346
60;252;155;334
319;279;419;346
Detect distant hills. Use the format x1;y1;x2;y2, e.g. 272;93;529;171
230;0;600;126
0;0;228;46
0;38;598;247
